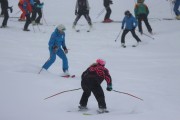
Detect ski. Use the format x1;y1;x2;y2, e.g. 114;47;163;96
93;20;122;24
132;44;138;47
162;18;177;20
121;45;126;48
61;75;75;78
76;29;80;32
75;29;91;32
67;108;109;115
97;110;109;114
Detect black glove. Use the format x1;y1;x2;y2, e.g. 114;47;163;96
106;83;112;91
75;10;78;15
8;6;13;13
110;0;113;4
86;10;89;15
52;46;59;53
121;26;124;30
63;46;68;54
132;27;136;31
64;49;68;54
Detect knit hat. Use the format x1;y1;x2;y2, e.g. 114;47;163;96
96;59;106;66
57;24;66;31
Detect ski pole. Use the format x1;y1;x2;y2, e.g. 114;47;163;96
44;88;82;100
142;32;155;40
112;90;143;101
96;8;105;19
115;29;122;42
38;67;43;74
42;8;48;26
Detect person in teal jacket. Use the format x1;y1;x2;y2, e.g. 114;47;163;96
42;24;70;76
134;0;152;34
121;10;141;48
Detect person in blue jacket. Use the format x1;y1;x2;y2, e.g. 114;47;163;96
173;0;180;19
42;24;70;76
121;10;141;48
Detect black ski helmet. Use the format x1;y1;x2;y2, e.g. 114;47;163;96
124;10;130;16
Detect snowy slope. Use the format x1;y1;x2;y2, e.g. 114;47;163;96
0;0;180;120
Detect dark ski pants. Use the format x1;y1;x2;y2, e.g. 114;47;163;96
24;13;31;30
174;0;180;16
80;78;106;109
137;14;152;33
2;9;9;26
104;7;111;20
31;8;42;23
121;29;141;44
73;13;92;26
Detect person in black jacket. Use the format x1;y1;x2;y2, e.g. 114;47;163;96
79;59;112;113
103;0;113;22
73;0;92;29
31;0;44;25
0;0;4;17
0;0;11;28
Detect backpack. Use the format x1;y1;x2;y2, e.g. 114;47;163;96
135;3;148;15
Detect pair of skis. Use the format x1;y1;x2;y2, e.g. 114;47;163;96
61;75;75;78
121;43;139;48
68;108;109;115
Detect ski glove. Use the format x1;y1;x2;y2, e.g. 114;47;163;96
52;46;59;53
63;47;68;54
106;83;112;91
64;49;68;54
132;27;136;31
110;0;113;4
121;26;124;30
75;10;77;15
8;6;13;13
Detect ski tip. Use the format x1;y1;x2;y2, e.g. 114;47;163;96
71;75;75;78
61;75;75;78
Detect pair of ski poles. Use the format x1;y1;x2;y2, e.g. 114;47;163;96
114;29;155;42
44;88;143;101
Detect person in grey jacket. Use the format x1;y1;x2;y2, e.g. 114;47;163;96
72;0;92;29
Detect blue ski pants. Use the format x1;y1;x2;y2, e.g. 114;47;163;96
42;48;68;72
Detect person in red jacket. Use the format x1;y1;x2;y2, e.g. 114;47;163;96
79;59;112;113
21;0;32;31
18;0;26;21
103;0;113;22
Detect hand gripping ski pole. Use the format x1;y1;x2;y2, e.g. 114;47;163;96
115;29;122;42
44;88;81;100
112;90;143;101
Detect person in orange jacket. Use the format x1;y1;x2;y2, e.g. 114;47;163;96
18;0;26;21
21;0;32;31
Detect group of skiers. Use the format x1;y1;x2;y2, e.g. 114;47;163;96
0;0;44;31
39;23;112;113
17;0;44;31
0;0;180;113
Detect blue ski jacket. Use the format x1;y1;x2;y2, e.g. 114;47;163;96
48;28;66;51
122;15;138;30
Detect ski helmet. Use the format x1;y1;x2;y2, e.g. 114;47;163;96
57;24;66;31
137;0;144;3
96;59;106;66
124;10;131;16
